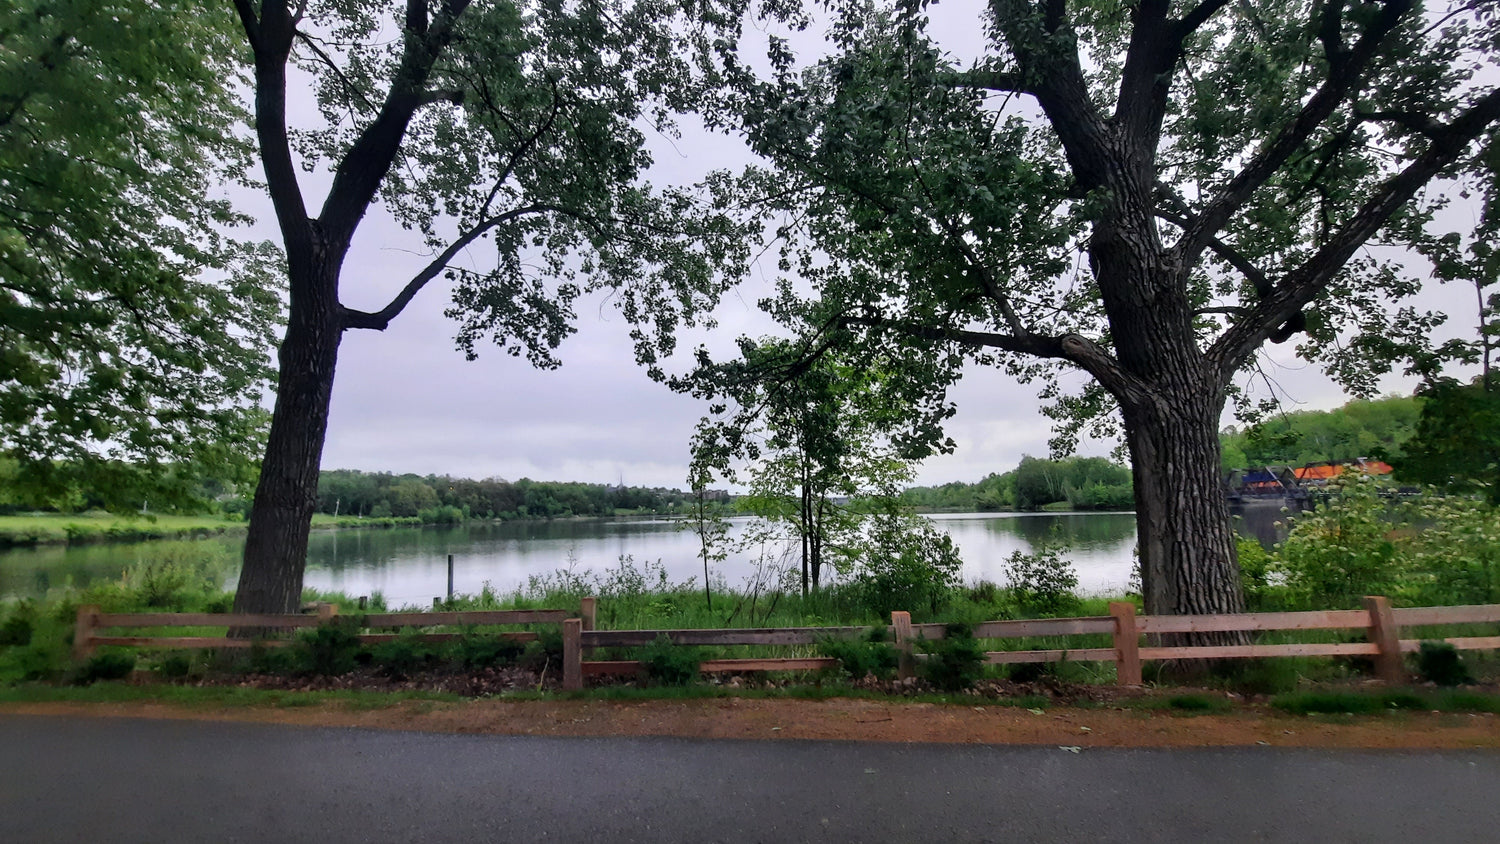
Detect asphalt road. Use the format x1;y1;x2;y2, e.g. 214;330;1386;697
3;714;1498;843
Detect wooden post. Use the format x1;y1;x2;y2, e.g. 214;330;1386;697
447;554;454;600
562;618;583;691
1109;601;1142;686
580;597;597;632
358;595;368;611
317;602;338;622
891;611;914;681
433;597;442;609
1364;595;1404;685
72;604;100;662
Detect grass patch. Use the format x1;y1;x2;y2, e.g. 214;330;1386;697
1272;690;1431;715
0;682;460;709
0;512;243;548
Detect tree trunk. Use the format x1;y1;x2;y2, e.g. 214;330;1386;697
1122;392;1245;625
233;258;343;614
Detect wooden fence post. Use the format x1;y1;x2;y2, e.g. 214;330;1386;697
317;603;338;623
1363;595;1404;685
562;618;583;691
891;611;914;680
72;604;100;662
1109;602;1142;686
580;597;597;632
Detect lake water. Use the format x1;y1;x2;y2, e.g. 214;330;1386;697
0;512;1145;607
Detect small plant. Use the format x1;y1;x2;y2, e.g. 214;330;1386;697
1415;641;1472;686
918;623;985;692
1165;694;1232;714
1;604;35;647
369;632;439;678
293;619;363;676
77;650;137;684
639;634;701;686
454;631;525;669
156;652;195;679
819;627;898;681
1004;547;1080;617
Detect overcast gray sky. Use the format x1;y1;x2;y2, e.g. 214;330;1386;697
252;1;1484;490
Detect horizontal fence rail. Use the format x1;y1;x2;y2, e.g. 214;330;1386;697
74;595;1500;691
72;603;583;662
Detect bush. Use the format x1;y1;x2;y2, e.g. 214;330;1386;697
77;650;137;684
369;632;440;678
918;623;985;692
819;627;898;680
848;515;962;617
156;652;195;679
454;631;525;669
639;634;701;686
1415;641;1471;686
293;619;363;676
1;604;35;647
1004;547;1080;617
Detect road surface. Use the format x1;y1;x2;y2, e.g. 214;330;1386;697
3;714;1497;842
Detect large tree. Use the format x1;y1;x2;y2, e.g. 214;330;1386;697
695;0;1500;617
1;0;280;511
228;0;751;612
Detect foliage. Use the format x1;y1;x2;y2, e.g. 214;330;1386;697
639;635;702;686
1272;690;1428;716
0;602;35;647
818;627;898;681
368;632;442;679
317;469;701;521
1221;396;1420;470
1004;546;1081;617
454;632;526;670
1271;477;1403;610
917;623;985;692
1399;376;1500;503
1415;641;1472;687
0;0;280;512
846;514;962;616
293;620;364;677
76;650;137;685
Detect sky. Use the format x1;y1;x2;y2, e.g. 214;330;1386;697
245;1;1486;491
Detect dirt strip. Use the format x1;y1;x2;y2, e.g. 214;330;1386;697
5;697;1500;749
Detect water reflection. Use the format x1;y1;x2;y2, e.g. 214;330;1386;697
3;510;1254;606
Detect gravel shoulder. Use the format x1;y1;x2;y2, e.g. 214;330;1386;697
5;695;1499;749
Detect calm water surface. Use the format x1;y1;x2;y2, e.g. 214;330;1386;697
0;512;1151;606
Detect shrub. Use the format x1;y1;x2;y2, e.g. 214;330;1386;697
293;619;363;676
369;632;440;678
849;515;963;617
819;627;898;680
454;632;525;669
918;623;985;692
77;650;137;684
156;652;195;679
639;634;701;686
1415;641;1471;686
1004;547;1080;617
1;604;35;647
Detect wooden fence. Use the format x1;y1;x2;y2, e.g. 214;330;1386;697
556;596;1500;690
71;601;583;662
73;595;1500;692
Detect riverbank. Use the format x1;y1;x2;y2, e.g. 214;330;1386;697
0;513;247;549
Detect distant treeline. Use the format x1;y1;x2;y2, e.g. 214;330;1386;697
1219;395;1418;470
308;469;697;522
902;456;1134;512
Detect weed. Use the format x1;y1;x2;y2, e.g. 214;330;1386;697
1165;694;1233;713
76;650;136;684
1415;641;1472;686
918;623;985;692
818;627;898;680
0;605;34;647
639;634;701;686
1273;690;1430;715
453;631;525;669
368;632;440;678
292;619;362;676
155;652;195;679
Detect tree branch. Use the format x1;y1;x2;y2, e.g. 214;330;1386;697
1175;0;1232;38
1208;86;1500;378
1176;0;1414;270
340;202;550;331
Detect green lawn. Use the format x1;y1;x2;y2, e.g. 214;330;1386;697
0;512;244;547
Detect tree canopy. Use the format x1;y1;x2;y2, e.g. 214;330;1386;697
0;0;281;510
